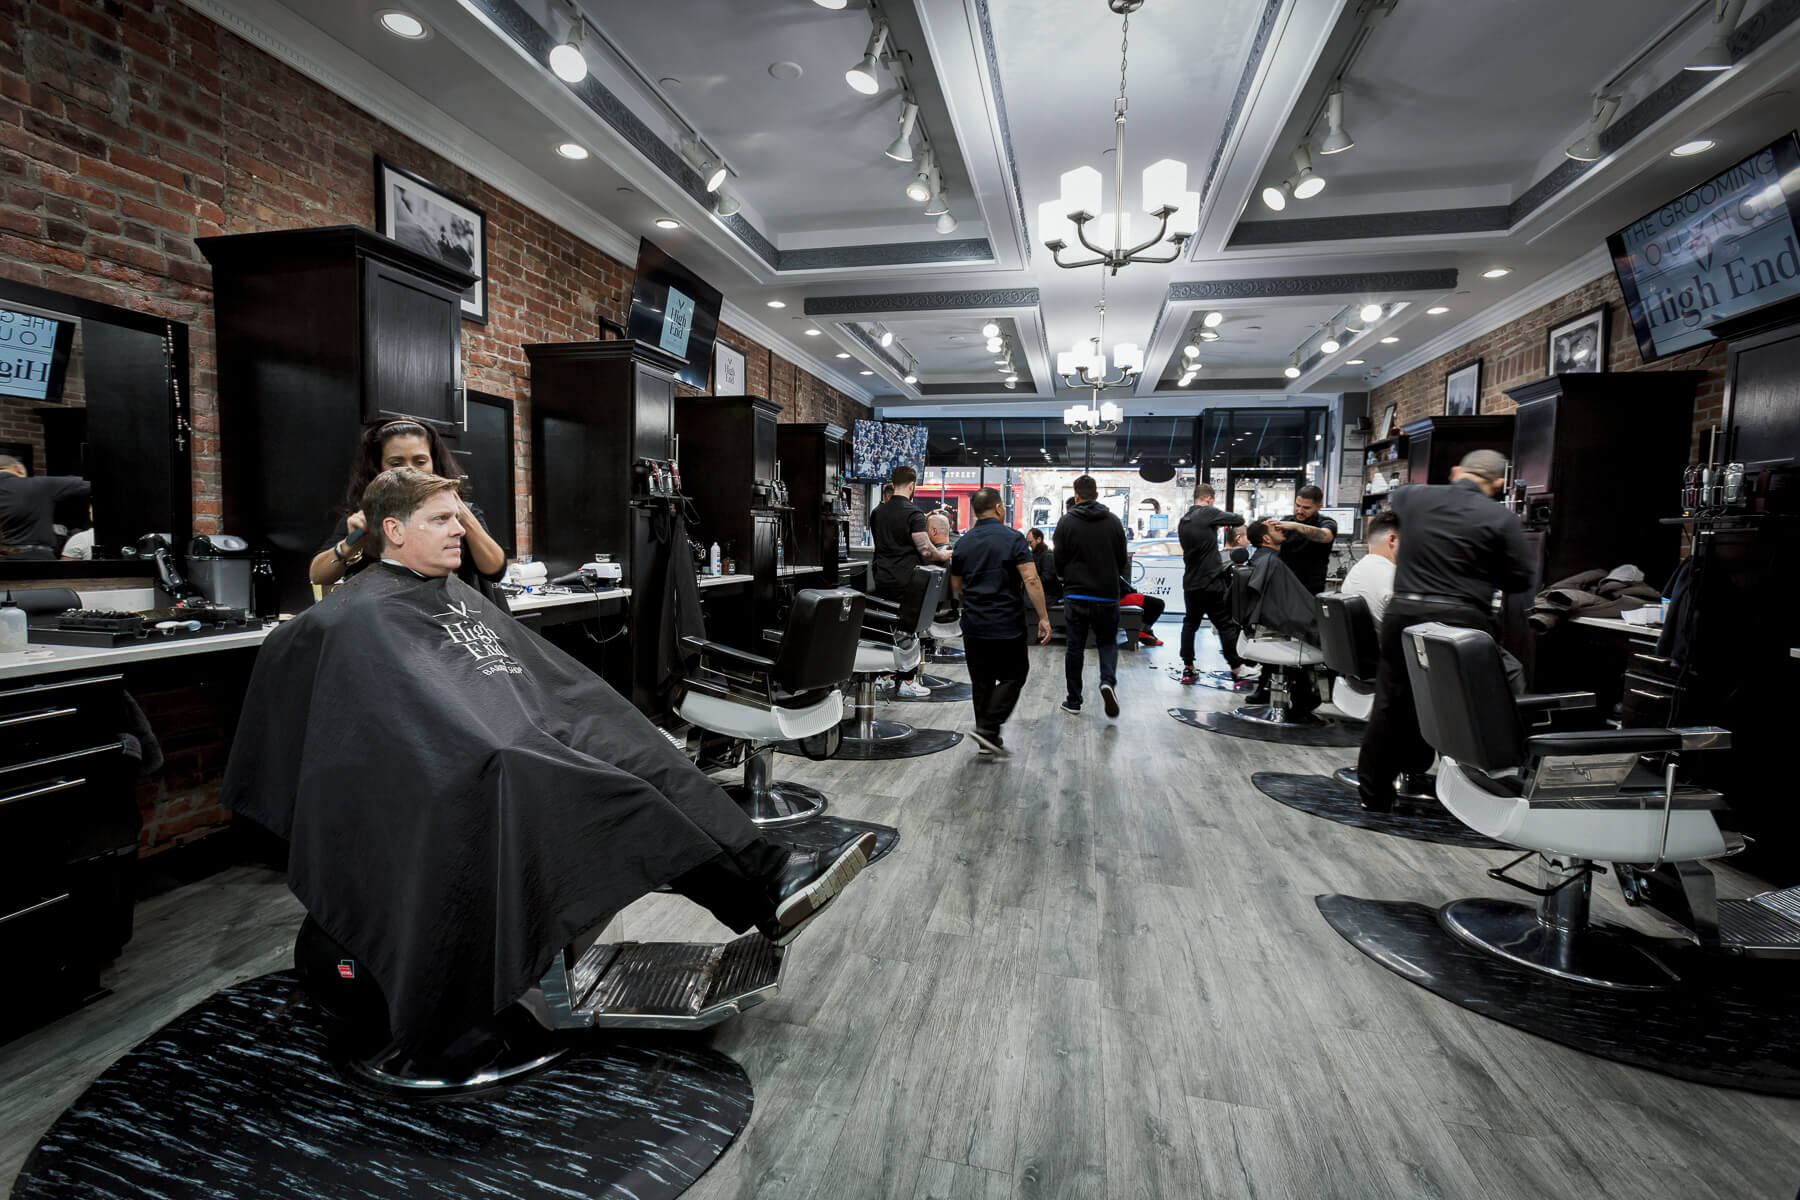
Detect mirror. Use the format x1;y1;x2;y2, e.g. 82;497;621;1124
0;276;191;580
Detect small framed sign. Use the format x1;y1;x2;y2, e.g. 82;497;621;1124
713;340;746;395
374;156;488;323
1444;358;1482;416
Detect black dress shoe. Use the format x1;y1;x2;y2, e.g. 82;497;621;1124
1399;773;1436;800
1358;794;1394;813
763;832;877;947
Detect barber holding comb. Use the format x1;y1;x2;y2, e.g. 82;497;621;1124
1354;449;1535;812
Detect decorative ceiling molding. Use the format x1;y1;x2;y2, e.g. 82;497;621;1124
805;288;1040;315
918;381;1025;395
1199;0;1286;209
1368;245;1613;386
1228;0;1800;249
177;0;872;403
1167;269;1458;301
1154;376;1291;392
468;0;993;272
971;0;1031;264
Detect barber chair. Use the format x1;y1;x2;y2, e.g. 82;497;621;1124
1230;566;1326;726
1317;593;1433;801
1398;621;1800;988
676;587;865;826
843;565;959;756
922;603;966;664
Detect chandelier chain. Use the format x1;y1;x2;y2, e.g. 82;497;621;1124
1118;12;1129;104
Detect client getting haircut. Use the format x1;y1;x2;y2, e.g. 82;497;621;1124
1247;519;1272;547
364;467;460;550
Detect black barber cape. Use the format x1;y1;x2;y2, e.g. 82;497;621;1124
223;563;761;1055
1244;549;1319;641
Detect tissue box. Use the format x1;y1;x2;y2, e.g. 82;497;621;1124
1621;604;1664;626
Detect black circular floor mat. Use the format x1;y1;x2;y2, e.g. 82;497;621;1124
883;679;973;702
1167;706;1363;747
769;814;900;866
778;726;963;760
12;972;752;1200
924;645;965;663
1166;666;1255;692
1316;894;1800;1097
1252;772;1504;848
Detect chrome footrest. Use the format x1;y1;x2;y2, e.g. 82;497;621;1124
1718;896;1800;958
568;932;785;1029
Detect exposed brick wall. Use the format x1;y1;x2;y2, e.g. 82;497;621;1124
1370;270;1729;465
0;0;867;850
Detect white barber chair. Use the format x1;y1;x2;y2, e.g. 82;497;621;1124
846;565;948;753
1229;565;1326;726
676;587;866;825
1401;621;1800;989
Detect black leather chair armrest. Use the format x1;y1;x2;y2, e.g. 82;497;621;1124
1527;725;1731;757
1515;690;1596;712
681;635;776;676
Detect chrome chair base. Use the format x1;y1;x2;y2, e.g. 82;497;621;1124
345;1041;572;1096
727;746;827;826
1233;702;1326;727
1438;896;1679;992
846;717;916;745
1332;766;1437;803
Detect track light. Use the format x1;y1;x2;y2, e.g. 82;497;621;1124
679;138;727;192
1202;310;1223;328
1291;146;1325;199
713;185;741;217
548;11;587;83
1183;343;1201;359
903;359;918;385
1320;325;1341;355
1199;329;1220;342
846;22;889;94
906;167;932;202
1284;351;1302;380
1178;371;1195;387
986;338;1003;353
923;167;949;216
1686;0;1745;71
1359;302;1383;325
934;211;958;235
1318;87;1354;155
811;0;848;8
981;320;1000;339
877;325;894;348
1566;94;1621;162
886;100;919;162
1261;180;1289;211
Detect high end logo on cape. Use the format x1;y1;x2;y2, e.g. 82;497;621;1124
434;597;521;676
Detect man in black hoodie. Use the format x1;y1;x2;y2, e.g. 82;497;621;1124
1176;482;1250;685
1052;475;1129;718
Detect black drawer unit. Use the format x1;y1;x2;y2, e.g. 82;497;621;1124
0;671;141;1023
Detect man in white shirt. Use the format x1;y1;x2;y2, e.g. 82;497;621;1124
1340;511;1398;626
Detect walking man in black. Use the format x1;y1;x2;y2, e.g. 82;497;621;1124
1271;484;1337;596
1176;482;1249;685
1354;450;1535;812
868;466;950;698
1053;475;1129;719
950;488;1051;757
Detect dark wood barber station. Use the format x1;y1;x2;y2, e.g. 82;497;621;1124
777;422;858;590
675;394;786;650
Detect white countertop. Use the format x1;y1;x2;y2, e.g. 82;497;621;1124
1573;615;1662;638
696;574;751;588
507;587;629;613
777;564;822;576
0;626;274;682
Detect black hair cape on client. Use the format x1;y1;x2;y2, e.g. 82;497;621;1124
223;563;766;1057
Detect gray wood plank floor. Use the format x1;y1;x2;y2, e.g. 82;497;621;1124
4;638;1798;1198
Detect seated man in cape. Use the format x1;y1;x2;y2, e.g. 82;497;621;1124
224;467;874;1064
1235;520;1323;713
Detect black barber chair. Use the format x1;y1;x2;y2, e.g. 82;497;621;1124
1317;593;1433;801
839;565;960;758
1229;564;1326;726
676;587;865;825
1390;622;1800;986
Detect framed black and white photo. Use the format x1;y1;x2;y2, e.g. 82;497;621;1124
1444;358;1481;416
374;156;487;323
713;341;745;395
1547;304;1608;374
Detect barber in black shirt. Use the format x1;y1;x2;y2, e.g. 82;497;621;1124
951;488;1051;756
1354;450;1535;812
1271;484;1336;596
868;465;950;696
0;454;90;560
1176;482;1247;684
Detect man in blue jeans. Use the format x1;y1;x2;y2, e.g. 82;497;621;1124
1051;475;1129;718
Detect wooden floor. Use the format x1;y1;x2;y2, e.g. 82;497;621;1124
4;637;1799;1199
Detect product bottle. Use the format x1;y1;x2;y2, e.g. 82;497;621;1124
0;592;27;653
250;551;279;620
709;541;722;576
775;531;785;571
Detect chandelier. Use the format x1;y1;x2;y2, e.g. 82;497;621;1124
1057;275;1140;393
1038;0;1200;274
1064;400;1122;434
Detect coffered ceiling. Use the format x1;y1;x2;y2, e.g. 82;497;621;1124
188;0;1800;412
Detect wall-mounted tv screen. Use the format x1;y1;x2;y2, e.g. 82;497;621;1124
624;238;722;392
1608;131;1800;362
0;306;74;402
848;419;927;483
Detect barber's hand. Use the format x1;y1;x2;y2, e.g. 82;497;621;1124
1036;616;1052;645
346;510;367;536
453;494;484;530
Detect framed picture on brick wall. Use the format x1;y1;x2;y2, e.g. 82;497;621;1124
374;156;488;324
1547;304;1607;374
713;341;746;395
1444;358;1481;416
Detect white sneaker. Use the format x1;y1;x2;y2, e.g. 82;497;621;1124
1232;665;1261;680
897;680;933;699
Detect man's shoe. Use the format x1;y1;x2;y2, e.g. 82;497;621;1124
1061;700;1082;716
1399;773;1436;800
1139;632;1163;646
969;728;1009;757
897;680;932;699
1100;683;1120;718
764;833;877;947
1232;664;1260;680
1179;666;1199;685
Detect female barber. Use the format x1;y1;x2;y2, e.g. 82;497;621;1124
308;417;507;595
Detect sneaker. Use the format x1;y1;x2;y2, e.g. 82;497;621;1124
764;833;877;947
1232;664;1260;680
1179;666;1199;685
1138;632;1163;646
1061;700;1082;716
969;728;1009;757
897;680;933;699
1100;683;1120;718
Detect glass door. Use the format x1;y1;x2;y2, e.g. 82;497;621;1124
1226;470;1305;522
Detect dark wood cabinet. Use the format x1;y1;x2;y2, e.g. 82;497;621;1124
199;227;477;613
675;394;783;649
778;422;852;586
1401;415;1515;486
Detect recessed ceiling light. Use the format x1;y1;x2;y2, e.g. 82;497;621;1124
1426;306;1449;315
835;352;851;359
556;142;588;160
1671;139;1716;157
654;217;680;229
1346;358;1365;365
859;370;874;375
1482;267;1511;279
769;61;805;80
804;328;821;336
1379;336;1399;343
378;11;428;38
766;299;786;309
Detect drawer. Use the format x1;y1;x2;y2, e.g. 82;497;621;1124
0;744;136;912
0;674;125;763
1619;671;1677;729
